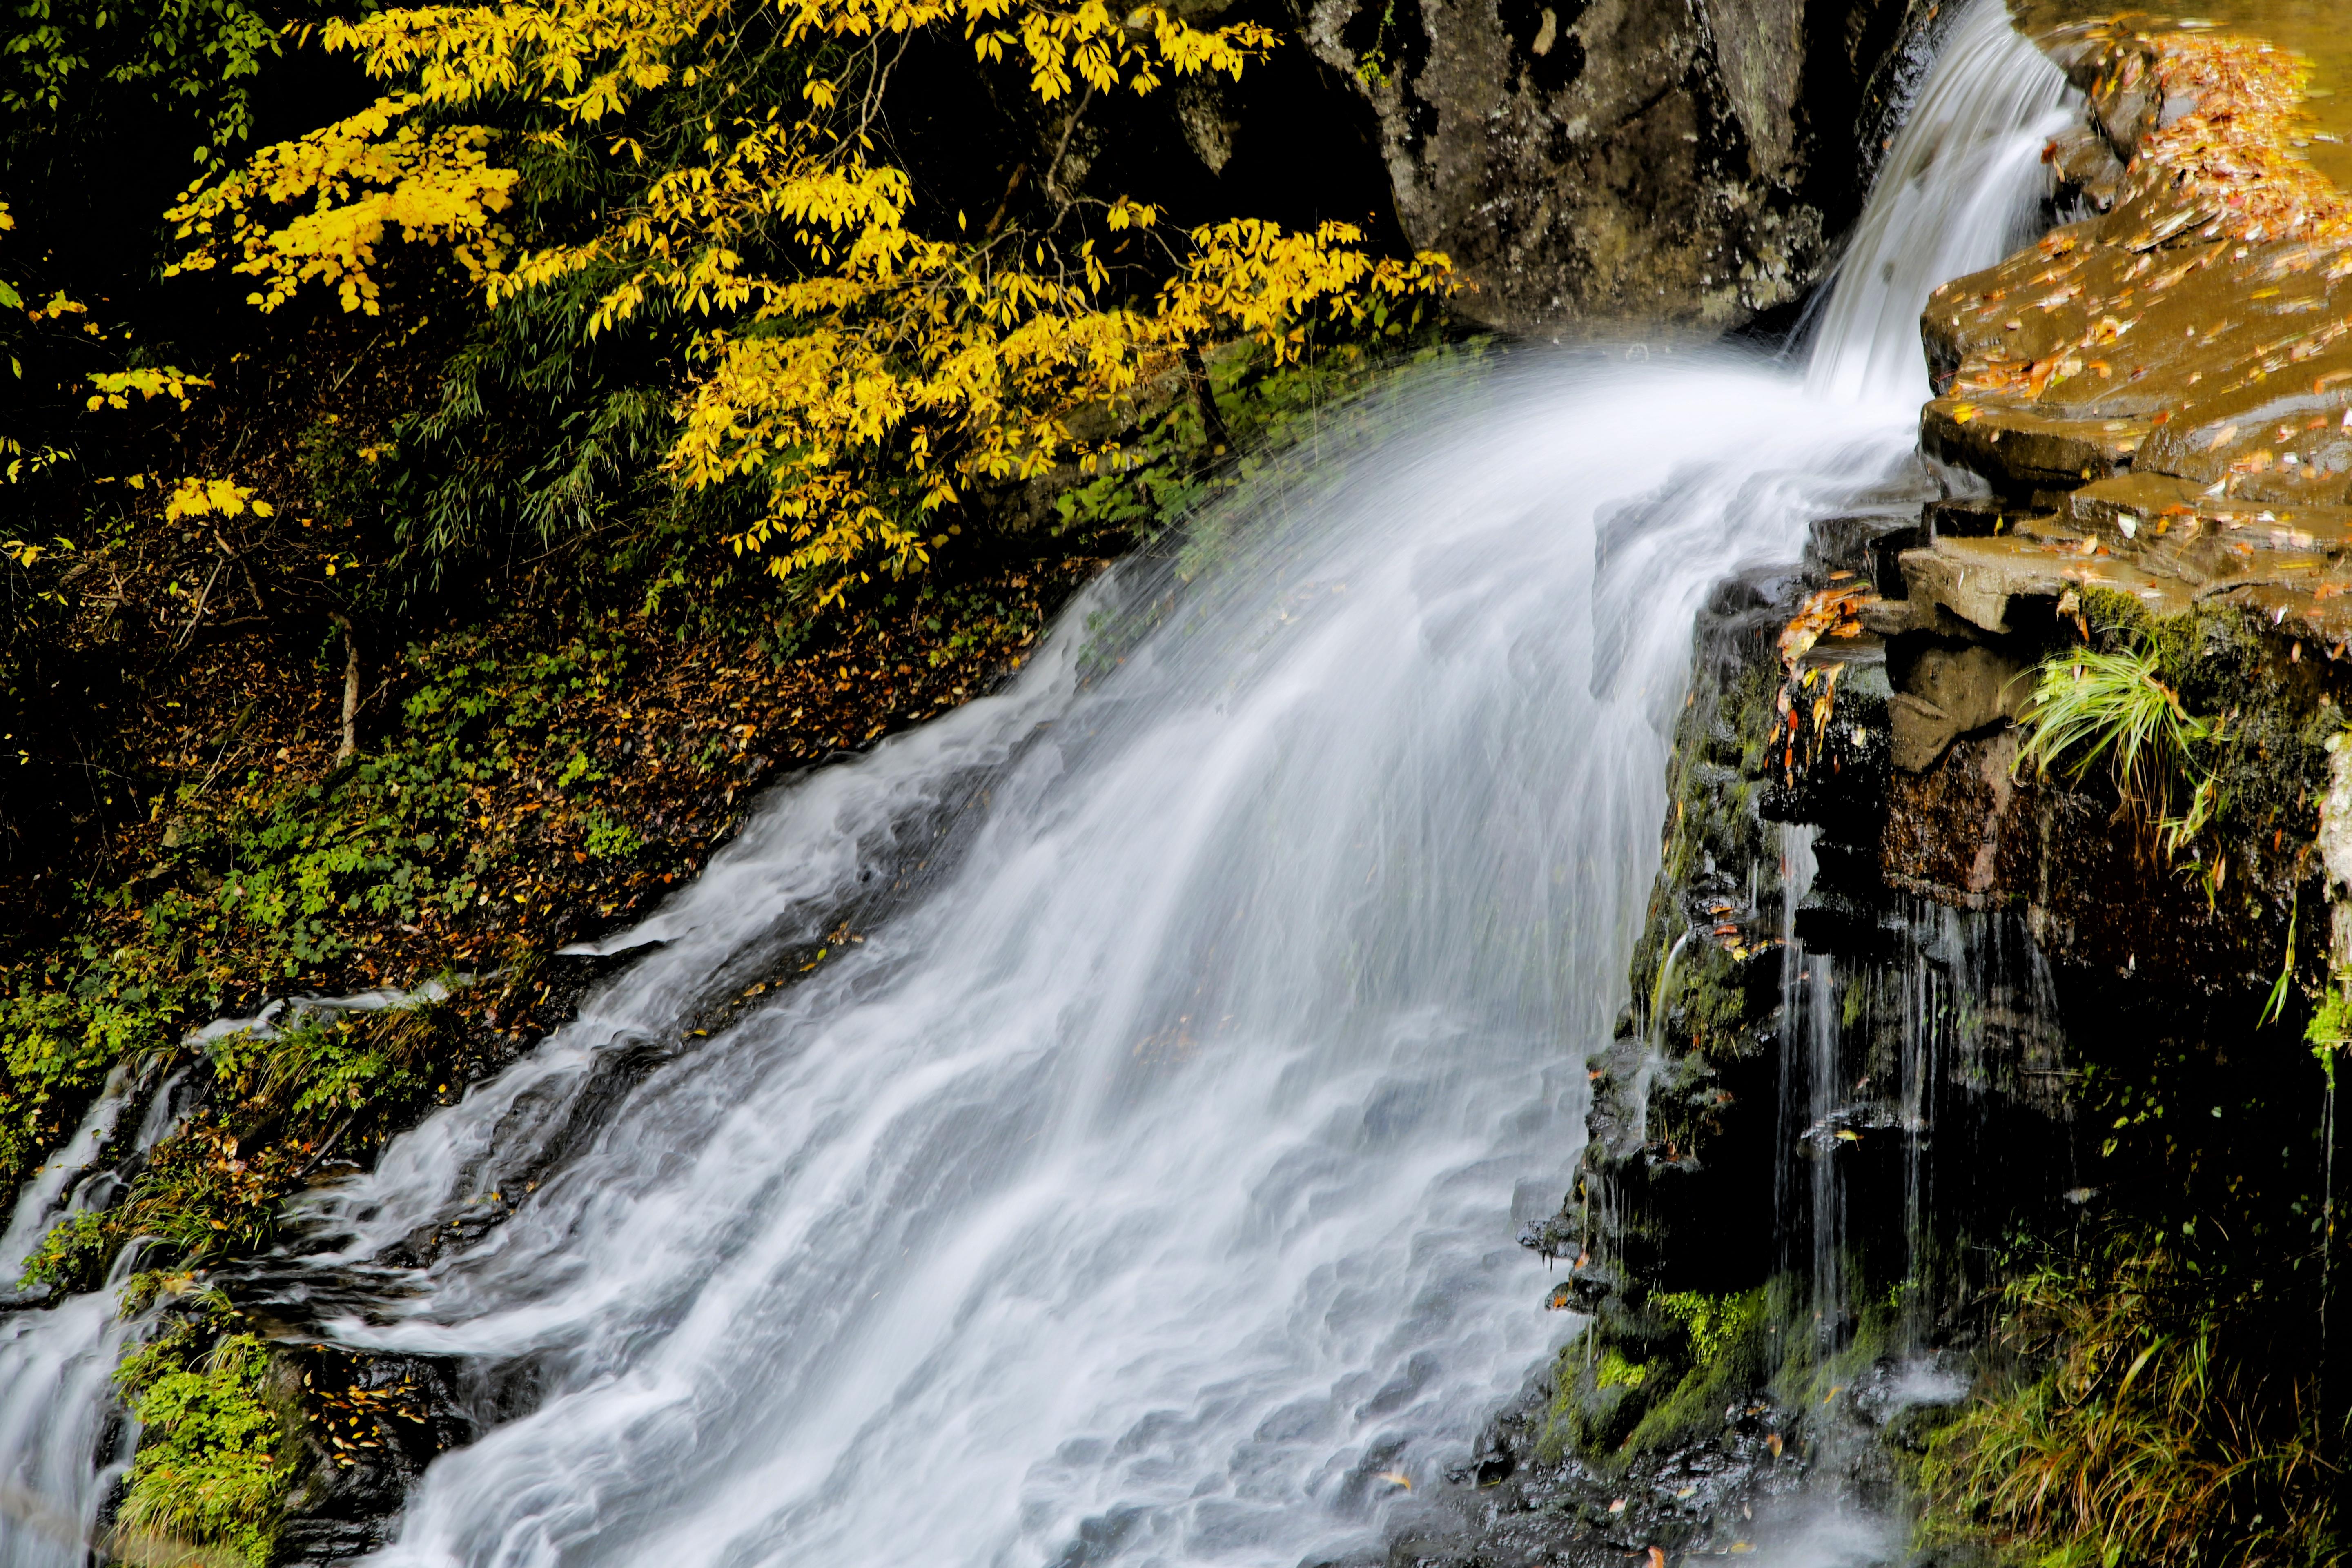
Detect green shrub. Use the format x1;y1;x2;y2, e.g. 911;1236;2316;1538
115;1324;291;1568
17;1209;107;1294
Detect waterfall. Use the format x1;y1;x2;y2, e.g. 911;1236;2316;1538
321;369;1916;1568
1803;0;2077;405
0;1066;194;1568
0;4;2073;1565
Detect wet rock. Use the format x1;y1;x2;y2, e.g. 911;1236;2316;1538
1887;641;2033;772
1296;0;1931;335
271;1350;476;1567
1400;1369;1804;1568
2043;122;2124;211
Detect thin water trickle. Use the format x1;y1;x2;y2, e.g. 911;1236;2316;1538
0;3;2076;1564
1890;899;2069;1321
1775;825;1853;1354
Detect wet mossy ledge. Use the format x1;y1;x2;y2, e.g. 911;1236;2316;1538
1432;17;2352;1568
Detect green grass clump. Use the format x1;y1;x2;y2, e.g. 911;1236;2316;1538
114;1315;292;1568
1921;1244;2343;1568
2015;635;2217;856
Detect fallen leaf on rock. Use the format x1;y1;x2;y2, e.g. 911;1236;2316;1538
1779;586;1878;668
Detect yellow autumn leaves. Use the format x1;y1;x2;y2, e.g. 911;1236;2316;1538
163;477;275;523
159;0;1454;597
164;100;517;315
679;212;1450;582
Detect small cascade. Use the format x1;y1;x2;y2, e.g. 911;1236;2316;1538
0;1064;196;1568
0;1289;145;1568
0;1067;135;1291
1803;0;2075;405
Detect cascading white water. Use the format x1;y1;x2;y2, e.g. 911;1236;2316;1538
0;1291;143;1568
0;1070;133;1291
326;370;1914;1568
0;1065;194;1568
1803;0;2077;406
0;7;2071;1566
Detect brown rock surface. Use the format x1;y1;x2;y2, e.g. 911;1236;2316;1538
1898;18;2352;650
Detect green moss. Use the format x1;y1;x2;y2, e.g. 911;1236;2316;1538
2311;982;2350;1089
1535;1284;1777;1468
1533;1337;1595;1468
1596;1348;1650;1389
115;1317;292;1567
1655;1288;1765;1370
1621;1286;1772;1454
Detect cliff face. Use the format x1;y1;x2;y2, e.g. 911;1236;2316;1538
1290;0;1936;334
992;0;1943;337
1403;15;2352;1567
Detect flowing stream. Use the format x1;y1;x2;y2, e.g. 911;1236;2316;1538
0;6;2069;1566
324;370;1920;1568
0;1067;193;1568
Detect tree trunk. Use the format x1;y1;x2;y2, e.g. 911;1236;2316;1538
1182;344;1230;452
327;612;360;762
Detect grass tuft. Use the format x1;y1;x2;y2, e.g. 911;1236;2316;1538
2014;637;2218;856
1922;1244;2344;1568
